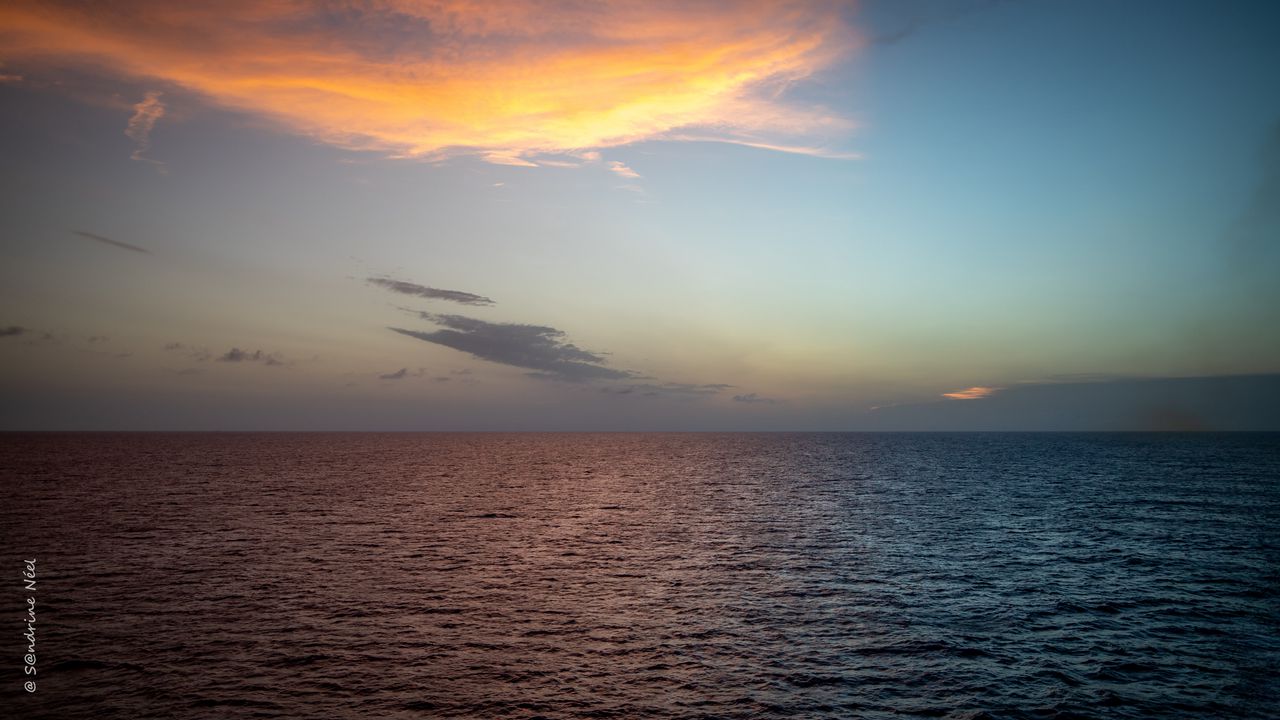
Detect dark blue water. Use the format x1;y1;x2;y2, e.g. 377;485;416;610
1;433;1277;718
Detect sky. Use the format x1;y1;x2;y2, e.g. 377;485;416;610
1;0;1278;430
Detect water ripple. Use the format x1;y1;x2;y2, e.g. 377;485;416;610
1;432;1277;718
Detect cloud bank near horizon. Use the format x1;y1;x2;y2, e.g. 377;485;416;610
872;374;1280;431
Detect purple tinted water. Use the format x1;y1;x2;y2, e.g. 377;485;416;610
1;432;1278;718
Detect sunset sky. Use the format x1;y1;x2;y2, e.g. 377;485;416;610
1;0;1278;430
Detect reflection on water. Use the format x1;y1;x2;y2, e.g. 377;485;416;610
1;432;1278;718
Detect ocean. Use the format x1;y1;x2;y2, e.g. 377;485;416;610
1;432;1277;718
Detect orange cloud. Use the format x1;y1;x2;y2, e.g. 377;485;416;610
0;1;859;163
942;386;1000;400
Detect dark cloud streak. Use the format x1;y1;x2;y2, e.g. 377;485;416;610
602;382;733;399
368;277;493;306
72;231;151;254
390;313;632;382
733;392;781;404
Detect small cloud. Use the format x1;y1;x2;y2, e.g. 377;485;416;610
368;277;494;306
0;73;22;84
608;160;641;179
72;230;151;254
376;366;441;381
219;347;251;362
125;91;166;171
218;347;285;366
871;19;925;47
733;392;781;404
163;342;212;361
942;386;1001;400
4;329;59;346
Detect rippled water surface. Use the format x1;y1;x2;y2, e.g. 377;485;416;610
2;433;1278;718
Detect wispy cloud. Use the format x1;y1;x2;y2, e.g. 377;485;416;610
0;326;26;338
0;62;22;84
163;342;212;362
125;90;166;170
608;160;641;179
602;382;732;398
871;0;1018;47
1019;373;1134;385
662;133;863;160
391;312;632;382
72;230;150;254
1223;120;1280;294
368;277;494;306
942;386;1001;400
0;1;858;163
